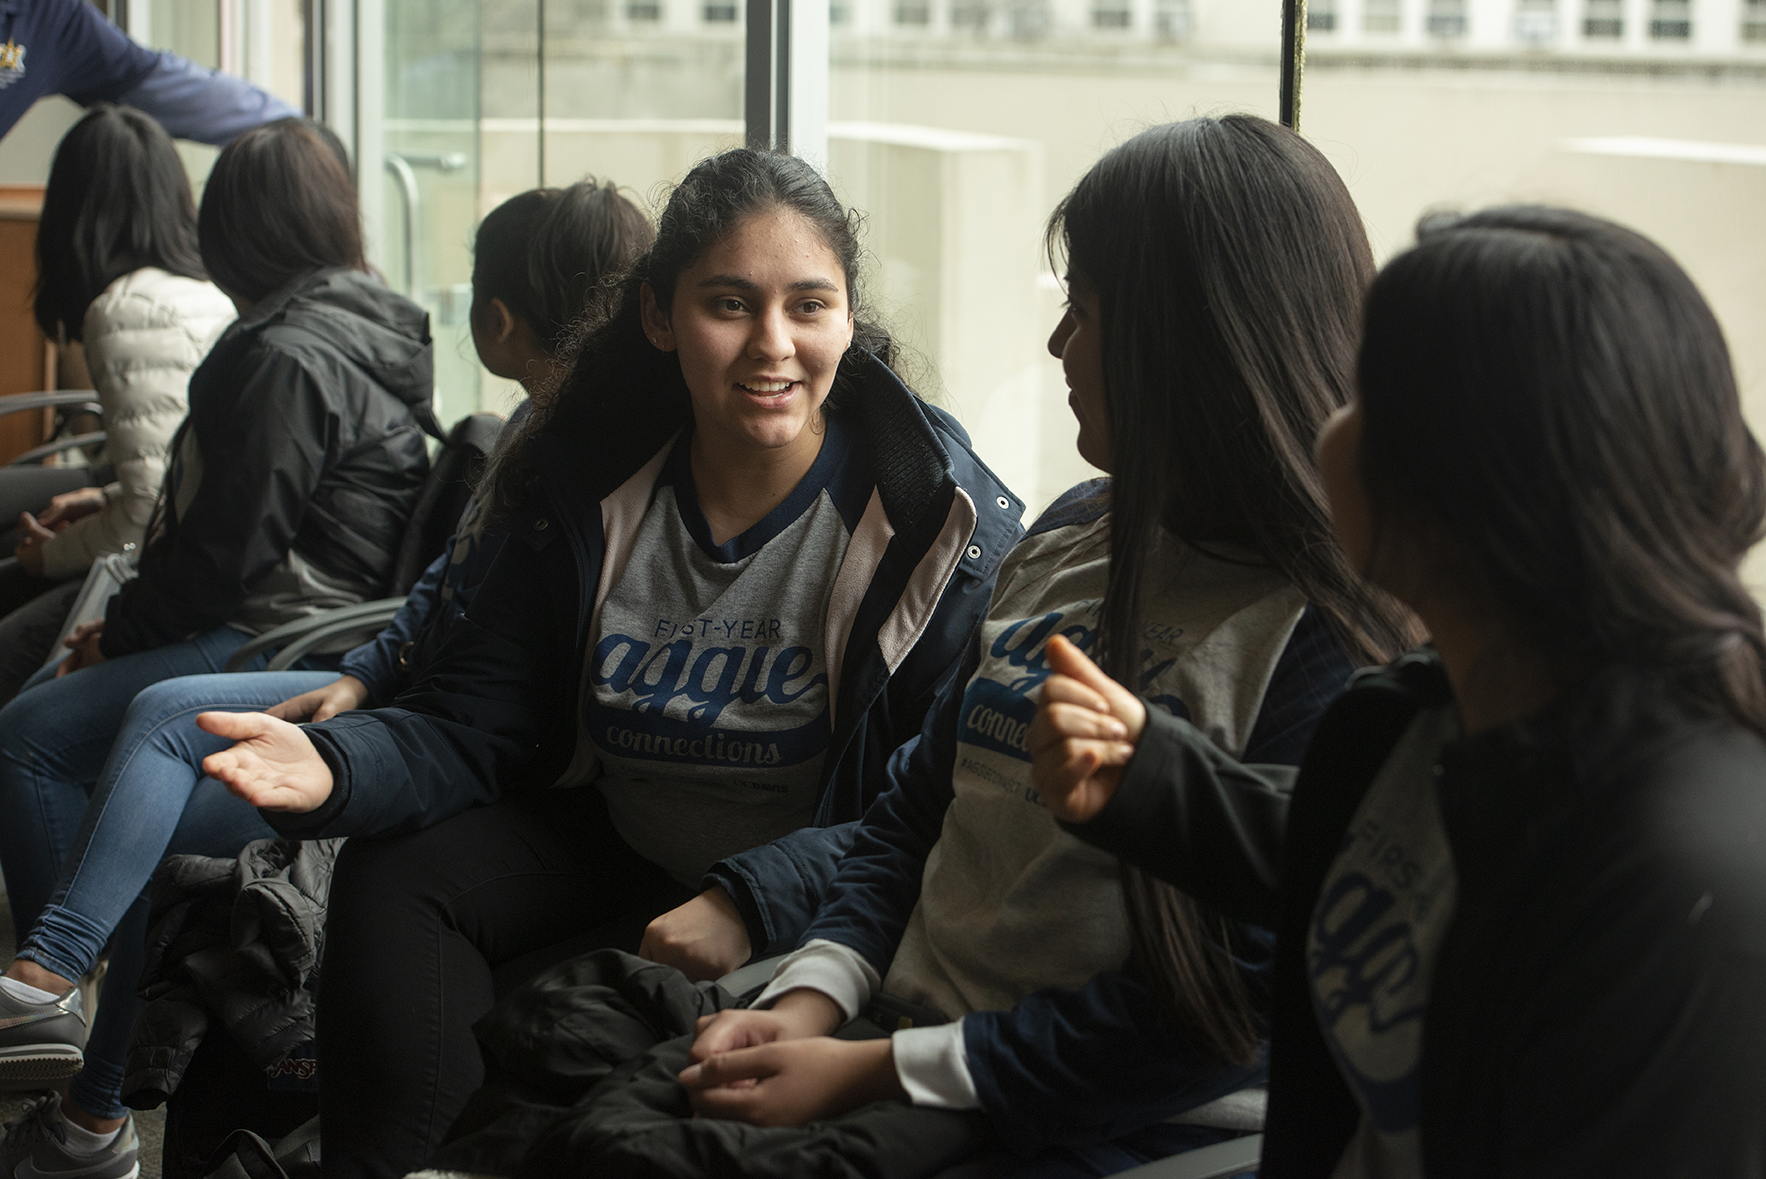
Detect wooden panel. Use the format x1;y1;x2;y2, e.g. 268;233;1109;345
0;185;49;463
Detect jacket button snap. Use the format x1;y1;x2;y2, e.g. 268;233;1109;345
995;496;1010;510
533;518;549;531
966;544;982;560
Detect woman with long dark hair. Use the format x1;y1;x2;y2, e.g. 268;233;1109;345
0;117;433;1170
199;147;1020;1179
0;104;234;702
421;115;1413;1179
1035;207;1766;1174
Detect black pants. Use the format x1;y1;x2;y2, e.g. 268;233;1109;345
316;788;691;1179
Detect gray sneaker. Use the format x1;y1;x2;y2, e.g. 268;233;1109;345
0;1093;138;1179
0;982;85;1087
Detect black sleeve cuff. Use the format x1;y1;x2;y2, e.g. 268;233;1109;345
261;728;355;839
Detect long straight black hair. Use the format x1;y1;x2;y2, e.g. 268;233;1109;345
34;105;206;341
1049;116;1418;1067
477;148;893;524
1360;207;1766;733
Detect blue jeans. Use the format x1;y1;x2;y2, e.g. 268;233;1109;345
0;626;335;1118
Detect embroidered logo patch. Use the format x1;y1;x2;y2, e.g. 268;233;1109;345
0;40;25;89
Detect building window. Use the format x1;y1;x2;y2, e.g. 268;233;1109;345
952;0;990;29
627;0;662;18
894;2;931;23
830;0;850;21
1747;0;1766;40
1515;0;1556;42
1364;0;1402;33
1583;0;1621;36
1308;0;1337;30
1650;0;1691;37
1427;0;1468;36
1155;0;1192;37
1091;3;1130;27
1005;0;1049;37
702;2;737;19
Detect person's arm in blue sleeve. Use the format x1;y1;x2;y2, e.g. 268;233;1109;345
13;0;297;145
335;548;451;705
260;521;577;840
116;50;299;145
787;647;975;971
963;948;1270;1154
703;733;917;958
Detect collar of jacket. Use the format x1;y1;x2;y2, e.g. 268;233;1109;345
225;267;442;439
525;349;1018;639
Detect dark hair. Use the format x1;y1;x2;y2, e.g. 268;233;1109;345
477;148;891;523
1360;206;1766;732
198;118;367;303
33;105;205;341
1048;116;1419;1068
471;179;655;354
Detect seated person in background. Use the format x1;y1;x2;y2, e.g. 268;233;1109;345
0;103;235;705
199;147;1023;1179
434;115;1415;1179
1034;207;1766;1175
0;0;296;144
0;178;654;1179
0;115;432;1160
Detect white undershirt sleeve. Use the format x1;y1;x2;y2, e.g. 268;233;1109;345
754;939;880;1021
891;1021;981;1110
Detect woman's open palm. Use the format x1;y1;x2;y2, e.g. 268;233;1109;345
198;712;335;812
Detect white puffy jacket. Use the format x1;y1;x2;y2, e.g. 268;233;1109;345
39;268;235;580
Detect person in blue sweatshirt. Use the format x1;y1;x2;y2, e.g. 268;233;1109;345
0;0;295;144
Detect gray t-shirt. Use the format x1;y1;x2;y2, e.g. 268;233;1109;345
1311;705;1462;1179
584;418;872;886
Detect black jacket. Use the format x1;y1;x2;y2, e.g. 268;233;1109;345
102;268;435;658
123;838;341;1108
272;356;1025;891
1073;649;1766;1178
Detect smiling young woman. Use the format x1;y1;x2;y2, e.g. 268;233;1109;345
196;148;1023;1179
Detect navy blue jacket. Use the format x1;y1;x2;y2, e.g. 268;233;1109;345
270;357;1026;933
0;0;296;143
735;486;1355;1154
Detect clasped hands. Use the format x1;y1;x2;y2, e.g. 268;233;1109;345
678;989;903;1126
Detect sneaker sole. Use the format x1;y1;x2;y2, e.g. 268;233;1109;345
0;1043;84;1087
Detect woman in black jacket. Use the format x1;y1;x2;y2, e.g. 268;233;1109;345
1031;207;1766;1176
0;119;432;1153
200;148;1022;1179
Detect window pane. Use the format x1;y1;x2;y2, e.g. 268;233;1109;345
1301;1;1766;583
829;0;1285;515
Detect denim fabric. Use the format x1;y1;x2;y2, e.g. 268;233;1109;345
0;628;334;1118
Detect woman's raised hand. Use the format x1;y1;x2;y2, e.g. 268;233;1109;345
1027;634;1147;824
197;712;335;812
